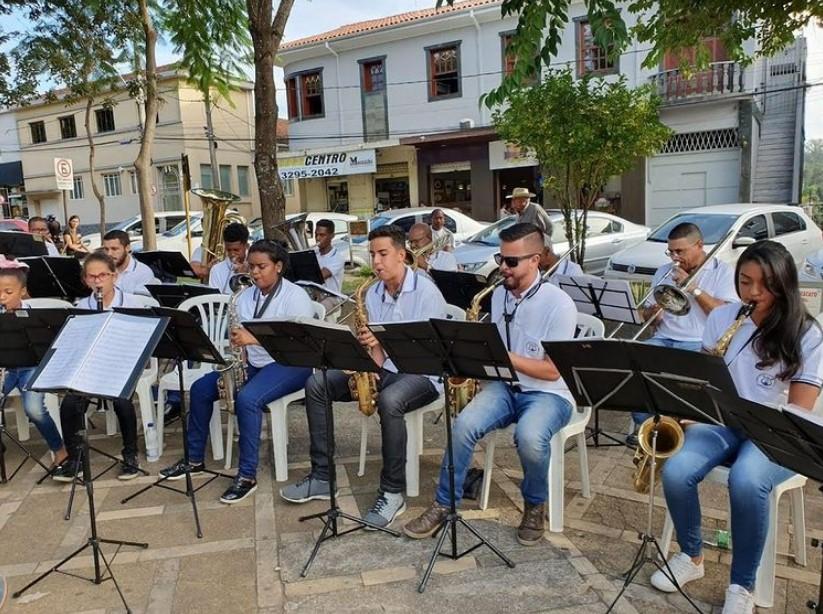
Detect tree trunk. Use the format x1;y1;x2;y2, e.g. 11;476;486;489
134;0;159;251
247;0;295;239
84;96;106;237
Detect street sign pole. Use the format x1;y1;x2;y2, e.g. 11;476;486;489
54;158;74;226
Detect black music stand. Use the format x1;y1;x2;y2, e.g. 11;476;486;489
242;318;399;577
706;390;823;614
0;311;55;483
284;250;324;284
429;269;491;312
19;256;90;302
0;231;47;257
545;339;737;614
370;318;517;593
115;306;230;538
15;311;167;613
145;283;219;308
134;250;199;283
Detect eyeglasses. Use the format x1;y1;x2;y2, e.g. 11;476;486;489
85;272;113;282
494;252;540;268
664;242;699;258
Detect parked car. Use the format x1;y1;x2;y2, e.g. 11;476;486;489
350;206;488;267
0;219;29;232
605;204;821;282
455;211;649;278
800;248;823;281
83;211;190;250
248;211;358;246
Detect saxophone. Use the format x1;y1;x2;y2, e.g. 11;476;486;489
347;275;379;416
631;302;755;493
216;274;253;414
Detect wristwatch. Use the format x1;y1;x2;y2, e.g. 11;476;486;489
691;287;704;298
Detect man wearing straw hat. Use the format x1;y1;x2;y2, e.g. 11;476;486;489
507;187;552;245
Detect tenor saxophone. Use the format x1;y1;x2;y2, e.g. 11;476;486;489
216;274;253;414
347;275;379;416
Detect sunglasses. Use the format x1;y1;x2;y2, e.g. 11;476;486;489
494;252;540;268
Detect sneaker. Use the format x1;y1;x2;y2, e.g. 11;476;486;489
220;476;257;504
279;475;334;503
163;404;181;426
363;492;406;530
52;458;80;483
650;552;705;593
159;459;206;481
721;584;755;614
118;454;140;481
404;501;450;539
517;502;545;546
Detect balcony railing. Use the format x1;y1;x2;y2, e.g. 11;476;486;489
649;61;745;103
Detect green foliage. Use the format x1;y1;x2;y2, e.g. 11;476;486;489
438;0;823;108
803;139;823;205
493;69;671;261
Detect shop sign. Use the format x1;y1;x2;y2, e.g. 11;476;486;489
488;140;538;170
279;149;377;179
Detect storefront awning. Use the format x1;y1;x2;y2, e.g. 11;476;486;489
399;126;497;149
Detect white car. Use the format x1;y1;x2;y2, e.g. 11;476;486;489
82;211;190;250
605;203;821;281
349;206;488;267
800;248;823;281
456;211;649;278
249;212;358;246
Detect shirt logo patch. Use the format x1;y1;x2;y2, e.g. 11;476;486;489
756;373;776;388
526;341;540;354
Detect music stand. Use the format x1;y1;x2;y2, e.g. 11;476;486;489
0;231;47;258
145;283;219;308
706;390;823;614
0;311;56;483
241;318;399;577
545;339;736;614
284;250;324;284
115;306;230;538
19;256;90;302
369;318;517;593
133;250;199;283
429;269;491;312
14;311;167;612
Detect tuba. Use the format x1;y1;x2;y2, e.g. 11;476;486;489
271;213;311;252
215;273;254;415
192;188;245;265
347;275;379;416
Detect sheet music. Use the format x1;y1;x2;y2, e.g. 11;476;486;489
555;275;640;323
30;313;111;390
295;280;349;300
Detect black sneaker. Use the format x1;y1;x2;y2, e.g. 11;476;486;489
159;459;205;481
118;454;140;481
163;404;181;426
52;458;80;483
220;476;257;504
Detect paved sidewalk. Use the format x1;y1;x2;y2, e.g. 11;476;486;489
0;404;818;613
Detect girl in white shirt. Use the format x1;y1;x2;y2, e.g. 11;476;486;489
652;240;823;614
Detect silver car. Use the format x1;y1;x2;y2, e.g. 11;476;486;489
455;211;649;278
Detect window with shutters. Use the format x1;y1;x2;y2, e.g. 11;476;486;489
427;43;461;100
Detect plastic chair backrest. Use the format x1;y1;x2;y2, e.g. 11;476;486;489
575;312;605;339
25;298;73;309
311;301;326;321
444;303;467;321
177;294;232;347
130;294;160;308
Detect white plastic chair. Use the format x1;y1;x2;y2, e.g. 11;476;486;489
25;298;74;308
477;311;602;531
155;294;231;460
660;467;807;608
444;303;467;320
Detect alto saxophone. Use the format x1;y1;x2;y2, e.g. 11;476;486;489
216;274;253;414
631;302;755;493
347;275;379;416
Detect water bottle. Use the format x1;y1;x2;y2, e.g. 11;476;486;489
145;422;159;462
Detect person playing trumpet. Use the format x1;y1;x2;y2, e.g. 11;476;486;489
408;223;458;272
629;222;737;441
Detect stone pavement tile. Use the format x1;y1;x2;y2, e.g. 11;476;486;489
173;549;257;613
146;557;181;614
139;537;254;562
361;565;417;586
97;504;165;522
256;538;283;609
432;556;476;574
284;574;363;598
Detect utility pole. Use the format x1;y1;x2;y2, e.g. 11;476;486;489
204;90;220;190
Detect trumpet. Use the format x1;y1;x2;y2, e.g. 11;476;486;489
405;240;436;270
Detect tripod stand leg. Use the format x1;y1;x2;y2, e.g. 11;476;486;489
95;543;133;612
418;516;452;593
300;516;332;578
12;541;91;598
64;453;84;521
456;517;515;567
183;469;204;539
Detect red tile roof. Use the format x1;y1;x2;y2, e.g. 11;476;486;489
281;0;501;50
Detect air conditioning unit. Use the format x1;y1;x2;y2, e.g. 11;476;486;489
459;118;474;130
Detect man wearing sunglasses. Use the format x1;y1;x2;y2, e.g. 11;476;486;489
405;222;578;546
628;222;736;441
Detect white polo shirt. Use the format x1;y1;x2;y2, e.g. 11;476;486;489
366;266;447;382
431;227;455;250
547;258;584;286
45;242;60;257
703;302;823;407
428;249;458;272
235;278;314;368
117;255;157;296
208;258;236;294
75;287;144;311
647;258;737;342
491;273;577;402
314;245;346;294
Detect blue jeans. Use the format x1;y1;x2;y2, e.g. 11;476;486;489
188;362;311;480
435;381;573;507
662;423;793;590
2;367;63;451
631;337;703;427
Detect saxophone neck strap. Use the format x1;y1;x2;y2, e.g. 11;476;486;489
253;279;282;319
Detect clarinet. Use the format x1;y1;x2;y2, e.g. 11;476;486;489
94;287;103;312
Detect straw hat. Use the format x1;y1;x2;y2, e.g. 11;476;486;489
505;187;535;199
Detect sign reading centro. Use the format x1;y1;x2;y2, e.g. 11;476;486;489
279;149;377;180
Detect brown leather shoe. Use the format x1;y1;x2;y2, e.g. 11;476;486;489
403;501;450;539
517;502;545;546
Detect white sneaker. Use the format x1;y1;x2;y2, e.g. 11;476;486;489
650;552;705;593
721;584;755;614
